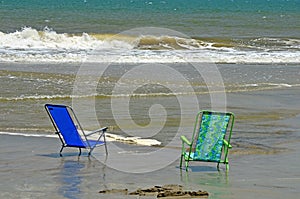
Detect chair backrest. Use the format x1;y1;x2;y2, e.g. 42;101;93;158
192;111;233;162
45;104;85;147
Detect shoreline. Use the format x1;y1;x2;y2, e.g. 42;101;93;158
1;134;300;199
1;62;300;198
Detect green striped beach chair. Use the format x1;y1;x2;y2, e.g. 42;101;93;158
180;110;235;171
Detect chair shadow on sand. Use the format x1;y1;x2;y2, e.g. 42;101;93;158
180;165;219;172
38;152;90;158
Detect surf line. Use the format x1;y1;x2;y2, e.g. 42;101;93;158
0;131;161;146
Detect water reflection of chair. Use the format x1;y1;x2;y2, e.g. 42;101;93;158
45;104;108;156
58;160;85;199
180;169;229;195
180;110;234;171
58;158;107;199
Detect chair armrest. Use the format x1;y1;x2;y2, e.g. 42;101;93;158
86;127;108;136
181;135;191;146
223;139;232;148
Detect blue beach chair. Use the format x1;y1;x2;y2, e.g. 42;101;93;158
45;104;108;156
180;110;234;171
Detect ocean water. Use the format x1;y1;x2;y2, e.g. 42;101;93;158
1;1;300;198
0;0;299;63
0;0;300;153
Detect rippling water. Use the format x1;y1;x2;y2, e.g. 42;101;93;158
1;1;300;199
1;62;299;155
1;0;300;154
0;0;299;63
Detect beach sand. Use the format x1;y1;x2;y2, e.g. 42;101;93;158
1;86;300;199
1;73;300;199
1;0;299;198
1;133;299;199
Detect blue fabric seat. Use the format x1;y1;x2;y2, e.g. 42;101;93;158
45;104;108;156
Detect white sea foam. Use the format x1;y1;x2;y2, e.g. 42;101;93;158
0;27;300;64
0;27;98;51
0;131;161;146
104;133;161;146
0;131;57;138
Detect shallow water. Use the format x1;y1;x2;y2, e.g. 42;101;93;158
1;1;300;198
1;62;300;155
0;134;299;199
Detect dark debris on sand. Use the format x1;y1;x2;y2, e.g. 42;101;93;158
99;184;209;198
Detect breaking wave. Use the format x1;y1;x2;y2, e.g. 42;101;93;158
0;27;300;64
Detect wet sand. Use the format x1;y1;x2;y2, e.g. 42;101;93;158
1;76;300;198
0;131;299;199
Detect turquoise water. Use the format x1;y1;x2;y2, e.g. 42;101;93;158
1;0;299;36
0;0;299;63
1;2;300;198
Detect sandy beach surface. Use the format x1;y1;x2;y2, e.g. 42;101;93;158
1;1;300;198
1;88;300;199
1;133;299;199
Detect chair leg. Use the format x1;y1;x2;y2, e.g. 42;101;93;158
185;160;189;171
180;154;183;169
91;143;108;156
226;163;229;170
87;147;93;156
78;148;82;156
104;143;108;155
225;157;229;170
59;146;64;157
